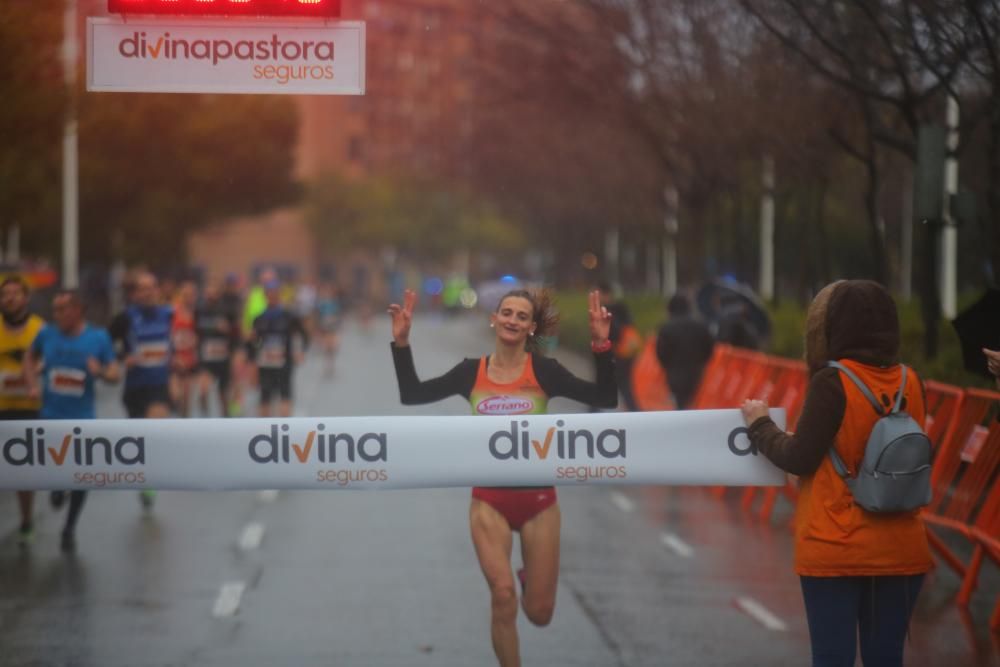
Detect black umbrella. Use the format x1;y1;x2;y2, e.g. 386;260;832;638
696;278;771;339
951;288;1000;378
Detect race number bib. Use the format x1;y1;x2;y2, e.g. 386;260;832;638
259;341;287;369
0;371;29;397
201;339;230;363
49;367;86;397
172;329;197;352
135;341;169;368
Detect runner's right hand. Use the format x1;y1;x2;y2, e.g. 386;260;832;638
387;289;417;346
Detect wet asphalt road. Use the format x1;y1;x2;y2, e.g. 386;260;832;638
1;313;998;666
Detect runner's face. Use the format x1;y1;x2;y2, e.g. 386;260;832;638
52;295;82;332
180;282;197;307
135;278;158;307
492;297;535;345
0;283;28;317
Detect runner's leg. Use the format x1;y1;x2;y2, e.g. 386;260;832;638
470;499;520;667
16;491;34;541
518;503;560;626
61;491;87;551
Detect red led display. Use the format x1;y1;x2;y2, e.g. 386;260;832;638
107;0;341;17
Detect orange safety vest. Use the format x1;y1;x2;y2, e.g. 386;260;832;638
793;358;933;577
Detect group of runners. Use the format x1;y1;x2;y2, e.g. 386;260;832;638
1;268;329;549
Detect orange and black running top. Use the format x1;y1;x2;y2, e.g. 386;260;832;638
390;343;618;410
391;342;617;528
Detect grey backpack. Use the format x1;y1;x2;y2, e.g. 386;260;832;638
827;361;933;512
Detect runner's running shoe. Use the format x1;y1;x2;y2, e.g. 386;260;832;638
140;489;156;511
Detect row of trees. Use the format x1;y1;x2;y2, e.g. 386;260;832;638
5;1;999;304
423;0;1000;299
1;1;300;269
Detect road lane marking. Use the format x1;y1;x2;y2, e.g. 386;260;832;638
734;596;788;632
212;582;246;618
257;490;279;503
238;522;265;551
660;532;694;558
610;492;634;513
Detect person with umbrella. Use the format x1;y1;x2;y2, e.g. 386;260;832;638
951;287;1000;385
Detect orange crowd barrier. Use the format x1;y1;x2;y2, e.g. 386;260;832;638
918;388;1000;623
631;337;675;411
628;332;1000;632
924;380;965;449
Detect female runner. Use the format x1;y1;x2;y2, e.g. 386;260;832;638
388;288;616;667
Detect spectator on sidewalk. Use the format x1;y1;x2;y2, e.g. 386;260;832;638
655;293;714;410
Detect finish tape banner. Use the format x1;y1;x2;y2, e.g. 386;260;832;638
0;409;785;491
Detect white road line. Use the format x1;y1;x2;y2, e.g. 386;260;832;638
212;582;247;618
257;490;279;503
238;522;265;551
660;532;694;558
734;596;788;632
610;492;635;513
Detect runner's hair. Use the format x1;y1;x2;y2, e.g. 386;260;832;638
496;289;559;353
0;276;29;296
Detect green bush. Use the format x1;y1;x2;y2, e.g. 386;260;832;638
553;289;992;390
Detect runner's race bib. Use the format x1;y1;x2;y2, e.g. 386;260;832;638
172;329;197;352
201;339;230;363
49;367;86;397
135;341;169;368
0;371;29;397
259;341;287;369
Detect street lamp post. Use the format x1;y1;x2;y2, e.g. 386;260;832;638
662;185;678;298
62;0;79;289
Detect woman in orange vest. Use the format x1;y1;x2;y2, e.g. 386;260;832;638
388;288;616;667
741;280;930;667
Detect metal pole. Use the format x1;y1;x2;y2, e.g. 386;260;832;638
940;95;959;319
646;242;659;292
759;154;775;301
662;186;678;298
604;227;620;289
6;226;19;264
62;0;79;289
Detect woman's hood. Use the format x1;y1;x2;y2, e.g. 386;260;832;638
806;280;899;374
823;280;900;367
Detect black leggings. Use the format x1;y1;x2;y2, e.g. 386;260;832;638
800;574;924;667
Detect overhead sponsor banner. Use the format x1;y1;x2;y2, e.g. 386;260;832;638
0;409;785;491
87;17;365;95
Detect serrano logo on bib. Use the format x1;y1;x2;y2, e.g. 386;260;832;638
476;396;535;415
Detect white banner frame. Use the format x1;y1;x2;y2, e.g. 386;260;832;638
0;410;785;491
87;16;365;95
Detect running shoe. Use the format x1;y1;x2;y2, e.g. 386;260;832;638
60;531;76;553
17;524;34;547
228;400;243;417
140;489;156;511
50;490;66;509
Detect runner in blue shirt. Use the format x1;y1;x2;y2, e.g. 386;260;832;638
26;289;120;552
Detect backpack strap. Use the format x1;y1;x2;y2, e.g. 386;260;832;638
826;360;885;416
892;365;908;414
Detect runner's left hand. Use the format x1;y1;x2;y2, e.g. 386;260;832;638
588;290;612;343
86;357;103;376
